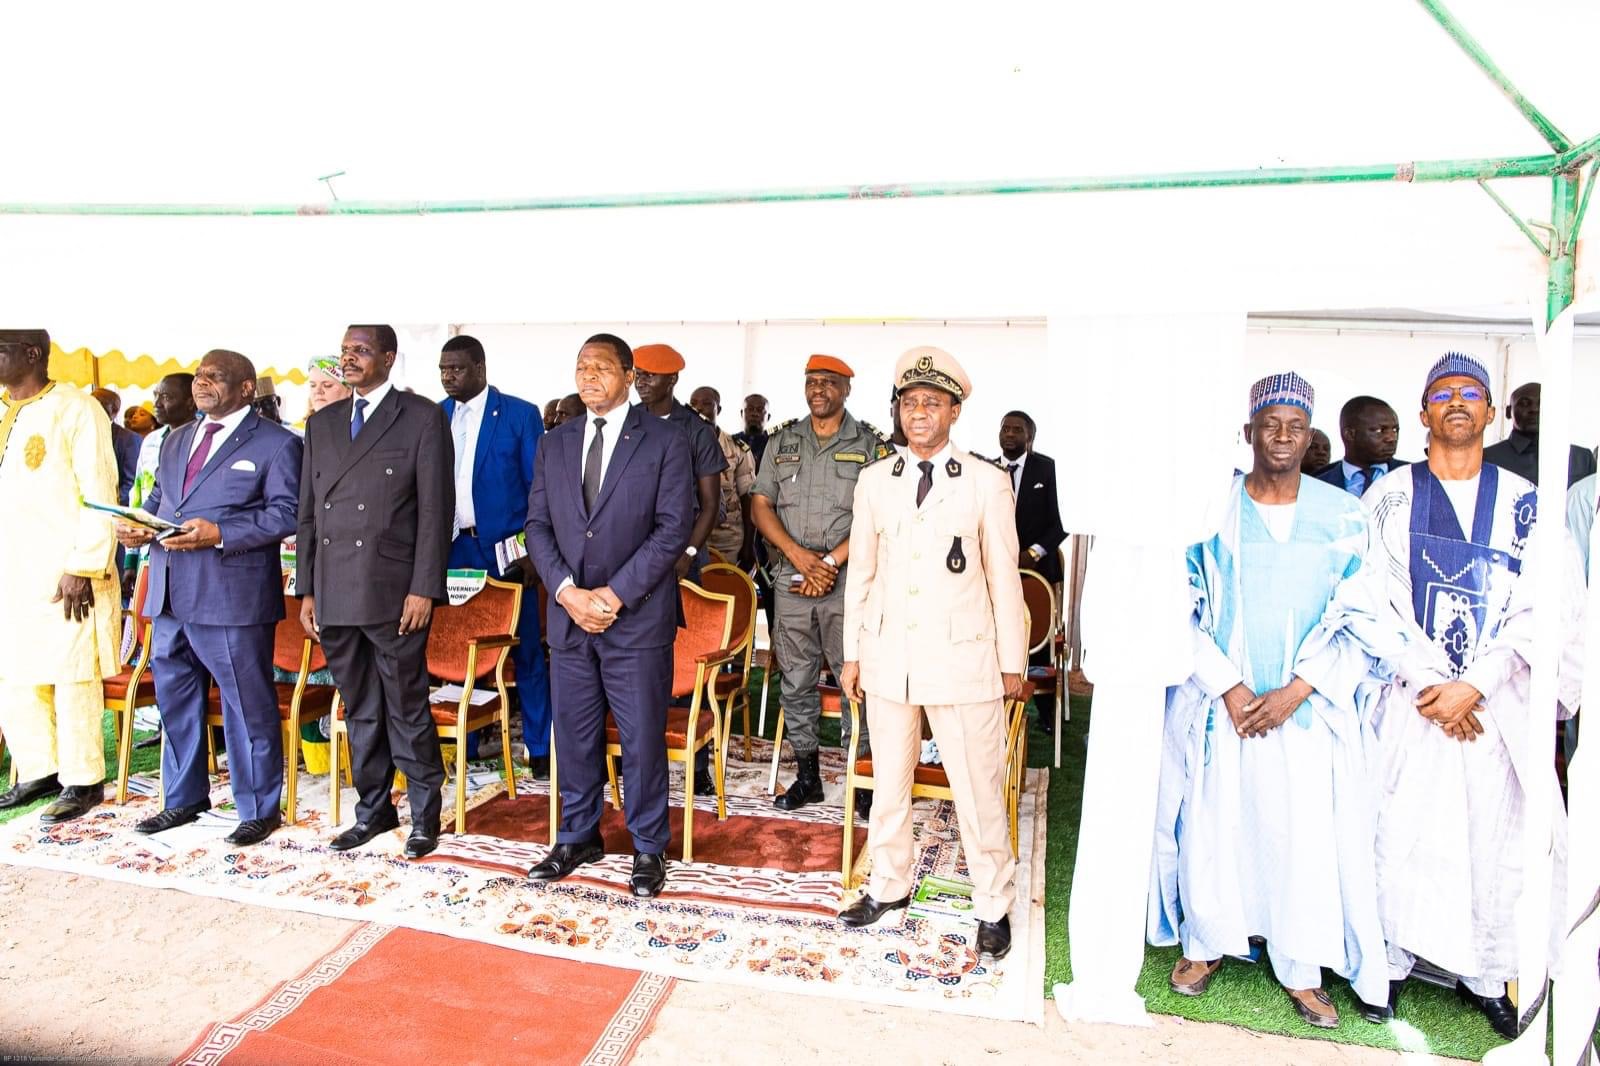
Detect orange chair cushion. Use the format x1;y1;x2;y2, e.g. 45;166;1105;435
208;683;335;721
103;670;157;703
430;694;504;728
606;707;715;750
854;757;952;788
712;672;745;698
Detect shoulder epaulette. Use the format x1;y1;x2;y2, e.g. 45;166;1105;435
970;452;1007;470
857;420;890;443
775;417;802;432
864;442;896;465
735;437;751;452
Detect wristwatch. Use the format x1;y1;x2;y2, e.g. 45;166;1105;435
821;552;838;568
684;545;699;558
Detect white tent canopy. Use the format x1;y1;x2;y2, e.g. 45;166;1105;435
1;1;1595;324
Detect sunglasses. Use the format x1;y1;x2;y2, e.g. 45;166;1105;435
1427;385;1487;405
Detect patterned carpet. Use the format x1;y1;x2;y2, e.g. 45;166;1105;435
0;741;1047;1024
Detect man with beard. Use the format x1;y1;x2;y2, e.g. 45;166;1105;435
1363;352;1583;1038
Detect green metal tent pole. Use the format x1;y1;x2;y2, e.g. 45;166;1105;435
1415;0;1572;153
0;151;1572;218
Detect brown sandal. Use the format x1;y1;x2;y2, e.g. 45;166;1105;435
1287;987;1340;1029
1169;956;1224;996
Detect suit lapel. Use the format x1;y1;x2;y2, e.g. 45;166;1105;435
177;411;259;504
590;405;645;517
473;388;501;486
327;391;401;493
162;422;196;503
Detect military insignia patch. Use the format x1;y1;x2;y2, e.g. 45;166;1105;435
834;452;866;463
891;456;906;477
945;458;962;478
23;434;45;470
946;535;966;573
774;454;800;465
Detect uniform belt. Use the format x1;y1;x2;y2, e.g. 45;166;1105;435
458;526;478;538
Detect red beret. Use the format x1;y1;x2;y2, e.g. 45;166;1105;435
805;353;854;378
633;344;686;374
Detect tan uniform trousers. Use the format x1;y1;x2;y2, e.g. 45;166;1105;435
0;681;105;786
865;695;1015;922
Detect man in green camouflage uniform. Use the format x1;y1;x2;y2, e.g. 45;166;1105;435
751;354;891;818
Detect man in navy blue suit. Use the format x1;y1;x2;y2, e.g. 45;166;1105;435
115;350;302;846
438;335;552;776
1312;395;1408;495
524;334;694;898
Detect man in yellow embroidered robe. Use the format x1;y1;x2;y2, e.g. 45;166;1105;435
0;329;121;822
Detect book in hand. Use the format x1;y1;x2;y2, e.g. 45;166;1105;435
908;873;979;922
81;498;187;539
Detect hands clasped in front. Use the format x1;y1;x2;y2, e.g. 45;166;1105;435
787;547;837;597
559;584;624;634
1415;680;1485;742
1223;677;1312;738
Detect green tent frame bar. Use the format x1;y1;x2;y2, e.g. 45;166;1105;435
2;1;1593;323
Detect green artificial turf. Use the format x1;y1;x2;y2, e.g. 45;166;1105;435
0;712;161;826
1038;690;1500;1061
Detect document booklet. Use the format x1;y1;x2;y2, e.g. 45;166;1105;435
82;498;186;537
908;873;978;922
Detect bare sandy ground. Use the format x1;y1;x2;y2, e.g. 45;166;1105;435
634;981;1461;1066
0;865;1457;1065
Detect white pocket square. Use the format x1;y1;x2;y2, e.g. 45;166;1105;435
230;459;257;472
1032;482;1045;489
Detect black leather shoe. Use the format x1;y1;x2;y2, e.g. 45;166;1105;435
838;893;910;928
328;810;401;851
631;852;667;897
977;915;1012;960
853;789;873;824
1358;979;1403;1024
38;783;104;824
1457;981;1519;1039
225;814;281;847
693;772;717;797
136;803;210;835
404;826;439;859
526;754;550;780
527;837;604;881
1037;710;1055;735
0;773;60;809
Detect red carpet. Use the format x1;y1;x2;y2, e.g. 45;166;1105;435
461;791;864;872
176;924;672;1066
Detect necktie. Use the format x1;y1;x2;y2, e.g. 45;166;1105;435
1006;461;1020;492
916;460;934;508
1355;466;1377;495
350;397;369;440
583;417;607;510
182;422;224;495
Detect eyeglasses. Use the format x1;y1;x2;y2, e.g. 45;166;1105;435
1427;385;1487;405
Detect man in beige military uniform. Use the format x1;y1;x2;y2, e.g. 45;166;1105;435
839;345;1026;960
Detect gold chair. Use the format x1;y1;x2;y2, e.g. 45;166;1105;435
696;562;759;763
1019;569;1065;761
330;577;522;833
101;562;158;804
840;681;1035;888
595;580;738;862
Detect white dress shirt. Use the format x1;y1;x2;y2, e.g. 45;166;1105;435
557;403;630;596
905;442;955;501
451;387;488;529
186;404;251;465
351;380;395;427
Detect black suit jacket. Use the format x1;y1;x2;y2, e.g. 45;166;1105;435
1311;458;1411;495
297;389;455;627
1011;451;1066;583
525;405;694;651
